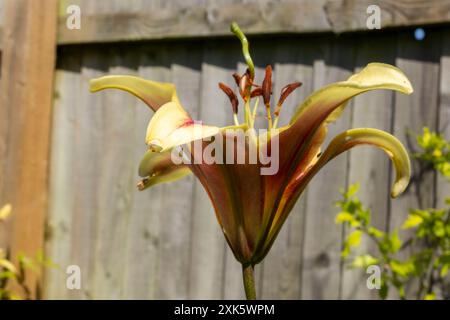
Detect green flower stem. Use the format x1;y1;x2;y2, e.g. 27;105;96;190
242;264;256;300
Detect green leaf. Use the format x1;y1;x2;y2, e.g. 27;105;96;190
351;254;378;268
445;197;450;206
390;260;414;277
357;209;371;226
335;211;354;224
347;230;362;248
389;230;402;253
368;226;384;238
441;263;449;277
379;281;389;300
345;183;360;198
402;214;423;229
433;220;445;238
424;293;436;300
0;270;16;280
409;209;430;219
341;246;350;258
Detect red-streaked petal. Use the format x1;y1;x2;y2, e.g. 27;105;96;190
137;149;191;190
145;101;220;151
259;128;411;259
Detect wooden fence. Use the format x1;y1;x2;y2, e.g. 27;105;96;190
1;0;450;299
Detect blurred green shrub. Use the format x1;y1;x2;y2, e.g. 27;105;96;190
336;127;450;300
0;204;56;300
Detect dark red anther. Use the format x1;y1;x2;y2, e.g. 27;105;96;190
250;87;262;98
218;82;239;114
274;82;302;116
239;69;253;101
232;73;241;87
262;65;272;106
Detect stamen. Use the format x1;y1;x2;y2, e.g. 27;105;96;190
274;82;302;116
250;87;262;98
273;82;302;129
232;73;241;87
262;65;272;106
239;69;252;102
218;82;239;114
262;65;273;130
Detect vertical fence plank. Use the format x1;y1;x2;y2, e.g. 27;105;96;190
67;48;109;299
0;0;57;298
45;49;81;299
300;37;354;300
343;34;397;299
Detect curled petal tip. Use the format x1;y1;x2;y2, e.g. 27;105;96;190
391;177;409;198
89;78;101;93
147;139;163;152
314;128;411;200
88;75;180;111
350;62;414;95
137;179;149;191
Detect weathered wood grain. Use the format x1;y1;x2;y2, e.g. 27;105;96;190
90;49;137;299
45;49;81;299
41;19;450;299
67;48;109;299
1;0;450;49
0;0;57;298
53;0;450;45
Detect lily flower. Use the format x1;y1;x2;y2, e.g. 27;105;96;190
89;23;413;299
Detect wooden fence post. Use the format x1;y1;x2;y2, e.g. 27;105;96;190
0;0;58;298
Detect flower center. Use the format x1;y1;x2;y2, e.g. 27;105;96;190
218;23;302;131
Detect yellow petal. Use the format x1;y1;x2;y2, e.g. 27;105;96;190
145;102;219;151
313;128;411;198
137;149;191;190
289;63;413;125
89;75;180;111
